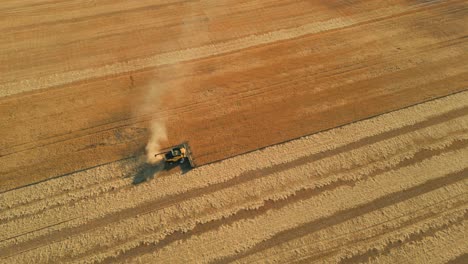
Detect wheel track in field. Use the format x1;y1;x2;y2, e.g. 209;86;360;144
0;0;458;96
1;31;464;160
252;185;468;263
340;211;467;263
256;199;467;264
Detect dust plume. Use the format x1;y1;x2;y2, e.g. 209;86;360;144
135;3;203;168
131;81;169;183
146;121;167;164
142;7;201;165
135;80;170;165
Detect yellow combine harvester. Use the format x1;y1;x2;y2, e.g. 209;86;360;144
154;142;195;168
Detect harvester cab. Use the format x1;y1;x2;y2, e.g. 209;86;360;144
154;143;195;168
164;147;186;164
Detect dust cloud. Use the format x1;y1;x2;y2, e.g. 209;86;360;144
146;120;167;164
135;3;204;168
134;80;169;165
131;81;169;183
142;5;203;165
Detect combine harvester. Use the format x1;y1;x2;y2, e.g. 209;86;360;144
153;142;196;169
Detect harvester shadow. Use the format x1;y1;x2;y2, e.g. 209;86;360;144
132;160;192;185
132;163;163;184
